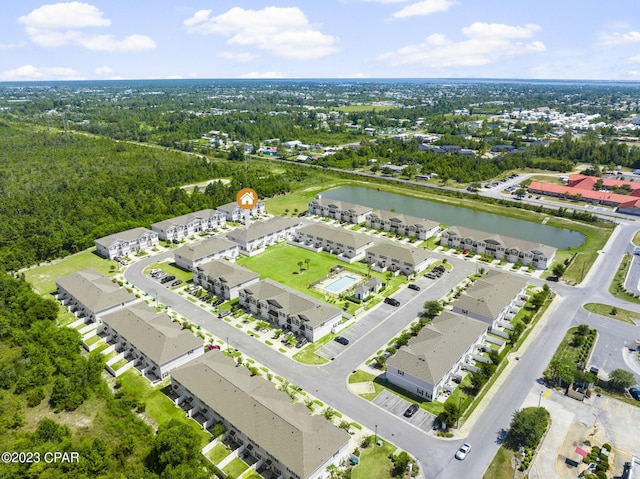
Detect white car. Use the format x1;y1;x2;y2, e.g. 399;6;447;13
455;443;471;460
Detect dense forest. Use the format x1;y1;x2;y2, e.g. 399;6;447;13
0;273;213;478
0;122;303;270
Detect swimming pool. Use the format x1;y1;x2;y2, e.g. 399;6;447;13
324;274;359;294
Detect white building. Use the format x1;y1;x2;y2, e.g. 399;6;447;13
365;210;439;240
193;259;260;300
293;223;374;263
95;227;159;260
151;209;226;241
307;196;373;224
173;237;239;271
216;200;266;222
226;217;301;256
365;242;433;276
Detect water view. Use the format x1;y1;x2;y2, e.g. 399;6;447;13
322;186;585;250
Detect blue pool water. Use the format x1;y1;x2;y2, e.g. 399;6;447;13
324;275;359;294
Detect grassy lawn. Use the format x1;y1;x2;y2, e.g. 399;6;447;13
633;230;640;247
292;335;331;365
24;248;117;295
236;242;405;304
222;457;248;477
483;446;516;479
144;261;193;283
352;440;396;479
609;254;640;305
583;303;638;325
57;306;80;327
206;443;231;464
112;358;129;370
349;370;385;401
118;370;210;447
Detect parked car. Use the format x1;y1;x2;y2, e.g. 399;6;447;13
334;336;349;345
172;239;180;244
630;386;640;401
160;275;176;284
408;284;421;291
384;297;400;307
403;404;419;417
170;280;182;287
455;443;471;460
295;338;308;348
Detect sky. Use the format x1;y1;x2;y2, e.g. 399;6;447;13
2;1;640;81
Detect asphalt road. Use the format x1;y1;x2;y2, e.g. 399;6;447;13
125;215;640;478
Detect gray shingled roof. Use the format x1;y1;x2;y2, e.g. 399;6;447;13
101;303;203;366
152;209;221;231
227;217;300;243
55;268;136;314
298;223;373;249
443;225;556;258
171;352;350;478
313;197;372;215
196;259;259;287
453;270;527;320
366;242;431;267
369;210;439;230
95;227;155;248
387;311;487;385
241;279;342;328
174;237;238;262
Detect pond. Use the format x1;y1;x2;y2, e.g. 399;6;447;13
321;186;585;249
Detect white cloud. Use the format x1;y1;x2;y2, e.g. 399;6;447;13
0;64;84;81
628;70;640;78
18;2;155;52
95;65;113;75
0;42;25;51
217;51;257;63
628;55;640;64
18;2;110;29
184;6;338;60
601;31;640;46
377;22;544;67
359;0;411;3
393;0;456;19
240;71;286;78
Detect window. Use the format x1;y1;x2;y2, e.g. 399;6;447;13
397;370;404;376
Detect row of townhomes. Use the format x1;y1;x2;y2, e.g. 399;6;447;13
386;271;528;402
194;259;260;300
216;199;266;222
440;226;556;270
239;279;344;343
55;269;204;381
174;236;239;271
292;223;433;275
226;217;301;256
171;352;351;479
151;208;226;241
95;227;159;260
293;223;374;262
308;196;440;241
308;196;372;224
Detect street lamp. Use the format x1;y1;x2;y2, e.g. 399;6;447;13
538;389;544;408
374;424;378;445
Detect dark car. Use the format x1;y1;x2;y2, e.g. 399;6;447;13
170;280;182;287
172;239;180;244
160;275;176;284
630;387;640;401
404;404;419;417
384;297;400;307
334;336;349;345
408;284;421;291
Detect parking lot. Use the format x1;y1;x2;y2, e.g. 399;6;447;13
373;390;435;433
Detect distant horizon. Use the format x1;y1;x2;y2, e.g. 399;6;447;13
2;2;640;81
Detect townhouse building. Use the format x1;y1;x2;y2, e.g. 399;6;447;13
365;210;439;240
173;237;239;271
216;200;265;222
440;226;556;269
293;223;374;262
151;209;226;241
226;217;301;256
99;302;204;381
95;227;159;260
193;259;260;300
307;196;372;224
365;242;433;276
170;352;351;479
386;312;489;402
55;268;137;324
239;279;343;343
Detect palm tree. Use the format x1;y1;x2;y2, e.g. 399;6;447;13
298;261;304;273
305;258;310;271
